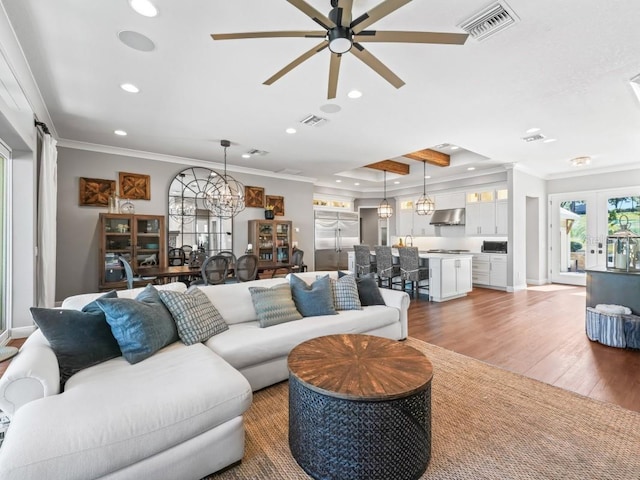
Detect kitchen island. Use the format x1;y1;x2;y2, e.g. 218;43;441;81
347;250;473;302
586;267;640;314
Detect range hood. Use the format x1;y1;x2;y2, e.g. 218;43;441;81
430;208;466;226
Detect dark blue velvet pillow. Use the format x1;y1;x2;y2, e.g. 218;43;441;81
338;271;386;306
96;284;179;364
289;274;337;317
30;290;121;388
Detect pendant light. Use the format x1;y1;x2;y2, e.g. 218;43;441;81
415;160;435;215
204;140;246;219
378;170;393;219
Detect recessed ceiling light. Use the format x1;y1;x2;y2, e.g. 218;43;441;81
526;127;540;133
336;179;342;183
320;103;342;114
128;0;158;17
347;90;362;99
467;167;475;171
241;153;251;159
114;129;127;136
354;182;360;186
450;145;459;150
424;175;431;179
286;127;296;134
394;181;400;185
543;138;557;143
570;156;591;167
120;83;140;93
117;30;155;52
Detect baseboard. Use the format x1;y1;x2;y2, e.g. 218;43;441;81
10;326;36;338
507;283;528;293
526;278;548;286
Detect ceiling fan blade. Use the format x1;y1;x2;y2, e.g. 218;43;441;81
286;0;335;29
212;31;327;41
328;53;342;99
351;0;412;34
354;30;468;45
350;43;405;89
263;40;329;86
337;0;354;28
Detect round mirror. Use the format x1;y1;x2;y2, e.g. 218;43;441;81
167;167;233;256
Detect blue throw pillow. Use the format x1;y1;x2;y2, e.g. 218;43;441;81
96;284;178;364
30;290;121;388
289;274;337;317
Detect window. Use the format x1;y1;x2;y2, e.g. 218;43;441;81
607;196;639;234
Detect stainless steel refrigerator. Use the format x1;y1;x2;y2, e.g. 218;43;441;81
314;211;359;270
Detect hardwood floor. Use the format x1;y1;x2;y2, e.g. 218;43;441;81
408;284;640;413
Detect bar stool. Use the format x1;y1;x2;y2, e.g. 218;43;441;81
353;244;376;277
374;245;401;289
398;247;429;298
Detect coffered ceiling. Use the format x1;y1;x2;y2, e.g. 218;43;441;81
3;0;640;192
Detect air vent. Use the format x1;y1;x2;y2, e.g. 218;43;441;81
277;168;303;175
299;114;328;127
247;149;269;156
522;134;546;143
459;1;519;42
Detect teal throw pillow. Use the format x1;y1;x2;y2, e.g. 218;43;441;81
289;274;337;317
30;290;121;387
159;287;228;345
96;284;179;364
249;283;302;328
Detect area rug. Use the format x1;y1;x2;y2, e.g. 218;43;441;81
207;338;640;479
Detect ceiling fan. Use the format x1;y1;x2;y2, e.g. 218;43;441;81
211;0;468;99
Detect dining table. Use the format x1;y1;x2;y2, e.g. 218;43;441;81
140;262;296;284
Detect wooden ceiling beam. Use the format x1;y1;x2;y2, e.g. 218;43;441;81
404;149;450;167
364;159;410;175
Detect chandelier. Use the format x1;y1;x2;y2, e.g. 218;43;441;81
415;160;435;215
378;170;393;219
204;139;245;219
168;197;197;224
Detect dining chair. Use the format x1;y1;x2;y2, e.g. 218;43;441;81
398;246;429;299
118;256;157;289
290;248;306;273
168;247;186;266
233;254;259;282
353;244;376;277
217;250;237;265
195;255;229;286
373;245;401;289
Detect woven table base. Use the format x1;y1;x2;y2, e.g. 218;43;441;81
289;373;431;480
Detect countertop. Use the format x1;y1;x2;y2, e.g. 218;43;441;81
586;266;640;276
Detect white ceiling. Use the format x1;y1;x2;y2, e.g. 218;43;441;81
4;0;640;192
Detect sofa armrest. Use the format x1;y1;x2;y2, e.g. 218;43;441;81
0;331;60;417
378;288;410;340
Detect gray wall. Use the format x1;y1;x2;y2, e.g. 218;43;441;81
56;147;314;301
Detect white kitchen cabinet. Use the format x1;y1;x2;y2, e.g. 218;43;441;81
465;202;496;235
396;196;436;236
429;256;473;302
472;253;507;289
435;192;465;209
413;211;436;236
495;201;508;235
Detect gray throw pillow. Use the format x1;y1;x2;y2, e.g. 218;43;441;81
159;287;228;345
289;274;337;317
96;284;179;364
249;283;302;327
30;290;121;388
339;271;385;306
330;274;362;311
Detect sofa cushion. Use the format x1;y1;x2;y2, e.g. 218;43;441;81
0;343;252;480
289;274;337;317
195;278;287;325
206;305;400;371
249;283;302;327
329;274;362;311
159;287;228;345
61;282;187;311
29;291;122;387
96;285;179;364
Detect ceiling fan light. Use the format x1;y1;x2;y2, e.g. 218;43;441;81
328;28;352;54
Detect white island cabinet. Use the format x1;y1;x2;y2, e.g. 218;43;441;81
428;255;473;302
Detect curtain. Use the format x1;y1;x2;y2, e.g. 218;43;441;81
36;134;57;307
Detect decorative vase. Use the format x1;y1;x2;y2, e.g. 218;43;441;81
264;209;275;220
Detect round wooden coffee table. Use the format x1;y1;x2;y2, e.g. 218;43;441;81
287;334;433;480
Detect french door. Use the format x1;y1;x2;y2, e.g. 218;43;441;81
0;143;9;343
550;190;640;285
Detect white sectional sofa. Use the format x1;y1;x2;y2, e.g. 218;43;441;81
0;272;410;480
